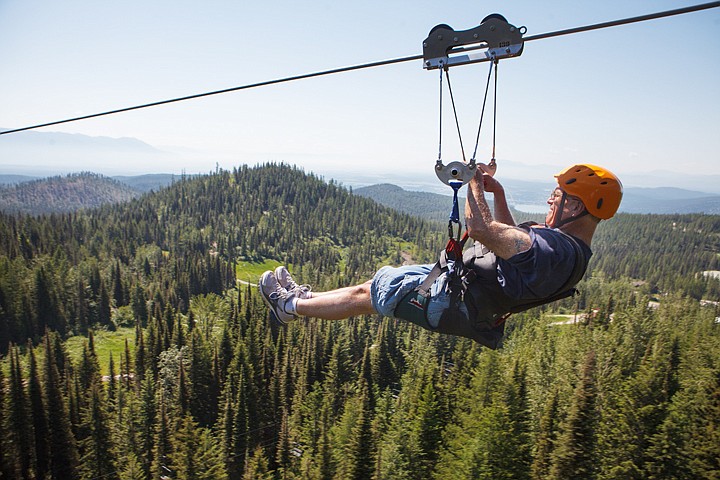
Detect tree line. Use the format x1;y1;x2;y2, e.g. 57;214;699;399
0;163;718;479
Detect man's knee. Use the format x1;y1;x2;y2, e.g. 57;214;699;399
350;281;372;300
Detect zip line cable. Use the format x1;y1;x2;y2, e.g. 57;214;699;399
522;1;719;42
0;54;421;136
1;1;717;137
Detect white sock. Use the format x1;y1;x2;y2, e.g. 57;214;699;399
284;297;299;316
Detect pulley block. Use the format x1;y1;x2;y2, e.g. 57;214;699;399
423;14;526;70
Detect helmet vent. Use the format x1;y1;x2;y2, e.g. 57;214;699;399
597;198;604;209
588;172;596;177
600;181;608;185
565;178;577;185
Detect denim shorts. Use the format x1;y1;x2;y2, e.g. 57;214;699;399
371;264;467;328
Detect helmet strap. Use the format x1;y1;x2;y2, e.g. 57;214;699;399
548;191;589;228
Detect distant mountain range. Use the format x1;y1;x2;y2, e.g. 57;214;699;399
1;128;719;215
354;182;720;218
0;129;179;176
3;128;720;195
2;173;720;216
620;187;720;214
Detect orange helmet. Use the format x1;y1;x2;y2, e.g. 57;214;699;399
555;164;623;219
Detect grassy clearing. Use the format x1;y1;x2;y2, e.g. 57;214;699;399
65;327;135;377
235;259;282;283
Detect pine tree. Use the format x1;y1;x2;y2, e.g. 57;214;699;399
51;332;71;381
169;417;229;480
68;372;82;435
34;266;65;334
275;407;291;479
220;390;239;480
189;329;216;426
172;310;186;347
415;380;444;478
134;323;146;385
326;381;375;480
242;446;273;480
138;372;157;478
686;369;720;476
99;280;113;329
531;390;559;480
0;362;9;479
358;342;375;409
350;386;375;480
371;319;398;391
502;361;532;478
118;452;145;480
177;360;190;417
644;366;720;479
218;323;234;384
195;427;229;479
230;370;250;478
77;332;101;391
210;347;223;425
78;383;118;480
151;395;172;480
75;278;90;335
323;337;351;416
43;333;80;479
549;350;598;479
168;415;198;480
113;260;126;307
131;284;148;327
28;343;50;479
114;383;139;469
467;401;514;480
0;283;10;353
4;345;34;479
600;335;680;477
316;397;334;480
107;353;118;413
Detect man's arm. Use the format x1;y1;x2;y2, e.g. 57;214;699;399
483;174;515;226
465;171;532;260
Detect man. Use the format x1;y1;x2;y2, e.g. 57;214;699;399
259;164;622;348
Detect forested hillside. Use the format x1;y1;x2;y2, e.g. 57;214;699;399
353;184;464;224
0;163;718;479
0;172;139;215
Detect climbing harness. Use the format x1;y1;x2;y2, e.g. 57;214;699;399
394;222;590;349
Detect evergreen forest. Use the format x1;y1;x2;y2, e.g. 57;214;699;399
1;163;719;479
0;173;139;215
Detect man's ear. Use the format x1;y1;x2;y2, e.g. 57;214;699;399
568;199;586;216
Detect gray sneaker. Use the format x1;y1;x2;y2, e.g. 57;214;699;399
259;271;297;325
274;266;312;299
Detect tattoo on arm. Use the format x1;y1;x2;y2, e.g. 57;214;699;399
514;236;528;254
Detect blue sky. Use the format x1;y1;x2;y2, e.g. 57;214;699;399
1;0;719;189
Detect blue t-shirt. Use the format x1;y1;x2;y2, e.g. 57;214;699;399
496;227;592;301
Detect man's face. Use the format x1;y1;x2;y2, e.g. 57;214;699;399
545;188;584;227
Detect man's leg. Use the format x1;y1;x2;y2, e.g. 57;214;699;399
261;264;434;323
295;281;375;320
